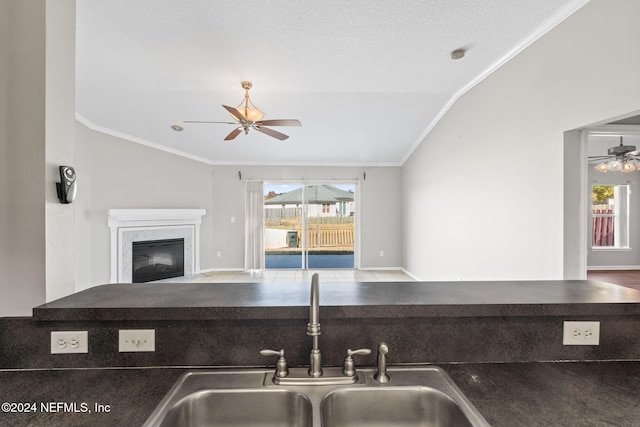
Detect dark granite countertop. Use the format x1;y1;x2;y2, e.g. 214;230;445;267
445;361;640;426
33;280;640;321
1;361;639;426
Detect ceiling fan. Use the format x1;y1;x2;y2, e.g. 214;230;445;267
589;136;640;172
184;81;301;141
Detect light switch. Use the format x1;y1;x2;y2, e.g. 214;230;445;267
119;329;155;352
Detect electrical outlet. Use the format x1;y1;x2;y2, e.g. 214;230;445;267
51;331;88;354
119;329;155;352
380;250;384;257
563;321;600;345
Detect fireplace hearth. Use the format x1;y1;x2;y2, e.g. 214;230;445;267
132;238;185;282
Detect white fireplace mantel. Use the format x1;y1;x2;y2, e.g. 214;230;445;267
108;209;206;283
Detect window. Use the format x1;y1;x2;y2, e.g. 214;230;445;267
322;203;331;214
592;184;630;248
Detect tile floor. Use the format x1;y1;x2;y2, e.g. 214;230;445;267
173;269;415;284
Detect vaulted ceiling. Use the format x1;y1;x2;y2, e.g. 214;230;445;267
76;0;589;166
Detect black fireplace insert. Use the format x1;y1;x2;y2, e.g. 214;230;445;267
132;238;185;282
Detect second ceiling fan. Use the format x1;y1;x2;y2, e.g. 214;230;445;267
185;81;301;141
589;136;640;172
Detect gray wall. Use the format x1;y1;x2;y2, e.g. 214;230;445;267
208;165;402;270
45;0;76;302
402;0;640;281
74;124;216;290
0;1;47;316
74;124;403;289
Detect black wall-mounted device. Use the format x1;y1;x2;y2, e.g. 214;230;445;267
56;165;77;204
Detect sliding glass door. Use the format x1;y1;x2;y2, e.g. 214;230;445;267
263;182;356;269
264;183;304;268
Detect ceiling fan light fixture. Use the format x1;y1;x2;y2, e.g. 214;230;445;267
622;162;636;172
595;163;608;173
233;106;264;122
622;158;638;172
606;159;622;172
230;80;265;122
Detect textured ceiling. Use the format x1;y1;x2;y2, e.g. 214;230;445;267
76;0;589;166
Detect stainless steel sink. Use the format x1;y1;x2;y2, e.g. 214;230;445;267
321;386;474;427
157;388;312;427
143;367;489;427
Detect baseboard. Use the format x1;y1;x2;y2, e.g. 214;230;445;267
358;267;421;281
201;267;422;280
587;266;640;271
199;268;246;273
400;268;421;281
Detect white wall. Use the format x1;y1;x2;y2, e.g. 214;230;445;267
402;0;640;281
563;130;586;279
0;1;47;316
265;229;289;249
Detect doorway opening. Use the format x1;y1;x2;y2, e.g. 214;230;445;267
263;182;357;269
563;111;640;279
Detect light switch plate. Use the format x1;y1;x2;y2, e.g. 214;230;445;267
563;321;600;345
119;329;155;352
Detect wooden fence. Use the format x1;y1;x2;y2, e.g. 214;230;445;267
265;207;302;220
293;224;354;248
592;207;614;247
264;208;354;229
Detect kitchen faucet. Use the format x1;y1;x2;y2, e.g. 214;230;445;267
308;272;322;377
261;273;372;385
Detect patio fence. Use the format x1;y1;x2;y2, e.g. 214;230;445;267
294;224;354;248
592;207;614;247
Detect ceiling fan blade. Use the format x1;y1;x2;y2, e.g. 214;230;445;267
255;119;301;127
254;125;289;141
627;151;640;156
224;128;243;141
222;105;246;122
184;120;237;124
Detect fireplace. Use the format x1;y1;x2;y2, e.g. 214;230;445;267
108;209;206;283
132;238;185;282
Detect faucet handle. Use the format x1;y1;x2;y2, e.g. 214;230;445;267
260;349;289;378
347;348;372;357
342;348;372;377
